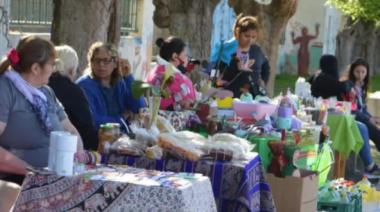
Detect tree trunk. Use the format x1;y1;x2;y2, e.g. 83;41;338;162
336;19;380;76
153;0;297;97
51;0;121;73
153;0;220;61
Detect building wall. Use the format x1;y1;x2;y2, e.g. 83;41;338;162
277;0;339;75
0;0;9;57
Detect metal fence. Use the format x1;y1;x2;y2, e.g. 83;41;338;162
121;0;138;34
9;0;138;34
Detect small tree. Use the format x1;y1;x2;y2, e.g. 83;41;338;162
328;0;380;74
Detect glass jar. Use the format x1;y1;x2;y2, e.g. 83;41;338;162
98;124;115;154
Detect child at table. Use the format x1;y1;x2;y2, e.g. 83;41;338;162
344;58;380;158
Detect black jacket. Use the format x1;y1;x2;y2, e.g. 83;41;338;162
48;73;98;150
221;43;270;98
309;73;351;99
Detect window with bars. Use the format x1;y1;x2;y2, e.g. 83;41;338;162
9;0;138;34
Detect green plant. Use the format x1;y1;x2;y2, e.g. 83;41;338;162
131;64;177;99
327;0;380;26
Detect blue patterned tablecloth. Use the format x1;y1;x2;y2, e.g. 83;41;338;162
102;152;275;212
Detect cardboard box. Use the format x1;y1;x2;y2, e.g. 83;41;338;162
267;170;318;212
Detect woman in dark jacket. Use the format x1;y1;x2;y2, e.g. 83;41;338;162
346;58;380;153
49;45;98;150
209;14;270;98
309;55;351;98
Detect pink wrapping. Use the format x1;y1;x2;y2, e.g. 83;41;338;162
147;65;196;110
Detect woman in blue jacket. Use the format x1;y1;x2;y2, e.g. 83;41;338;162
76;42;145;130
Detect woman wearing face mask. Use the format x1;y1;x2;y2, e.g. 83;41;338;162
209;14;270;98
147;37;196;110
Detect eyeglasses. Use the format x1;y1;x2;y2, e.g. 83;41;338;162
91;58;115;66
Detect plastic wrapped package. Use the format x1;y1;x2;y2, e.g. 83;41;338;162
156;115;176;133
132;126;158;147
110;135;145;156
157;131;207;161
146;145;164;160
203;133;254;161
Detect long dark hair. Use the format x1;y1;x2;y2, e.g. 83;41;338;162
348;58;370;102
0;35;55;74
319;54;339;80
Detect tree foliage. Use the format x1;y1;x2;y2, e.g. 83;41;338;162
327;0;380;25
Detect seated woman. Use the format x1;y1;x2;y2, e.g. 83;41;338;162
345;58;380;153
0;36;83;177
76;42;145;130
209;14;270;98
147;37;196;110
309;55;380;176
48;45;98;150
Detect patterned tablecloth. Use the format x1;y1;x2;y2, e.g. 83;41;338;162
102;152;275;212
14;166;216;212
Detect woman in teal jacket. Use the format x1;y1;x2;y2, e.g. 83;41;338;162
209;14;270;98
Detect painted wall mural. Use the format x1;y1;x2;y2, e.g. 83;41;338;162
290;23;320;76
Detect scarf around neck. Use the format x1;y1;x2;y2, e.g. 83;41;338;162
4;69;53;134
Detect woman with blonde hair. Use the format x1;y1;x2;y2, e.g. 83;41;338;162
76;42;145;130
49;45;98;150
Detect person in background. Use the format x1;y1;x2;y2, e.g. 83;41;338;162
76;42;145;130
309;55;380;176
345;58;380;155
48;45;98;150
0;36;83;183
209;14;270;98
147;37;196;110
309;55;351;98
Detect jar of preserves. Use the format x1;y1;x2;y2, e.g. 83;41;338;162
98;124;115;154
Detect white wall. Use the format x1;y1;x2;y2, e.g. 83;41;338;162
277;0;342;74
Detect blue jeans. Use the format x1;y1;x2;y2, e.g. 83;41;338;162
357;121;373;166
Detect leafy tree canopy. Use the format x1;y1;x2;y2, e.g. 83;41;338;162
327;0;380;25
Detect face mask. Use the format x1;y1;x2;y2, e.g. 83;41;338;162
177;64;187;74
177;57;199;74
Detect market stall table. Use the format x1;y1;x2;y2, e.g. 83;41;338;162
327;114;364;178
14;166;216;212
102;152;275;212
367;92;380;118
